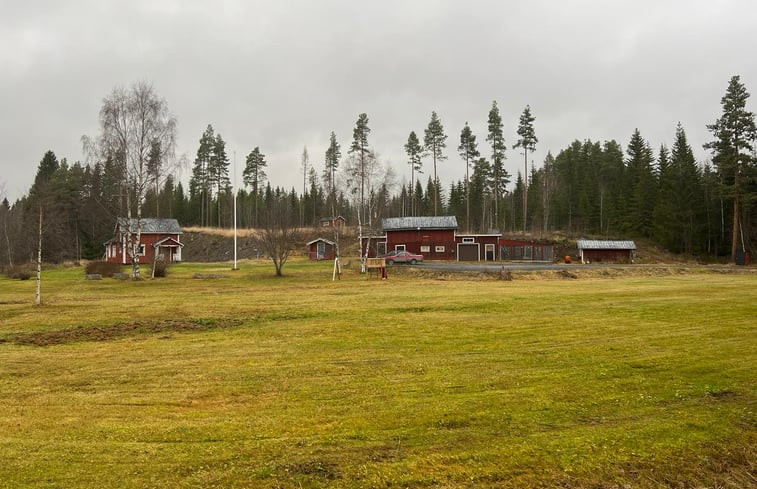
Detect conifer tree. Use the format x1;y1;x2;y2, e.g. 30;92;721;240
324;132;341;196
458;123;479;231
625;129;657;237
404;131;423;215
423;111;447;215
514;105;537;231
704;75;757;261
243;147;267;227
209;133;230;227
190;125;216;227
487;101;509;229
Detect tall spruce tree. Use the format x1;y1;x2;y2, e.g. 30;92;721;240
487;101;509;230
209;133;230;227
514;105;537;232
423;111;447;215
625;129;657;237
324;132;341;196
243;147;267;227
404;131;424;216
458;122;479;231
704;75;757;261
190;125;216;227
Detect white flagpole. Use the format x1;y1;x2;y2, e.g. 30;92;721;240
232;150;239;270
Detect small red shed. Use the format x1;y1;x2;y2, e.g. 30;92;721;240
307;238;336;260
104;218;183;265
576;240;636;263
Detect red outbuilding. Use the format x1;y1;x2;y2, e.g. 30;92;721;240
104;218;183;265
307;238;336;260
576;239;636;263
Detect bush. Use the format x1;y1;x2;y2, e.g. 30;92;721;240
4;266;31;280
151;258;169;278
85;261;122;278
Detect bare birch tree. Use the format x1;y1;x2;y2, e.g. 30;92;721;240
84;81;177;279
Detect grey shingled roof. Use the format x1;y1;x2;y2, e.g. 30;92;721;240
576;239;636;250
382;216;458;231
306;238;335;246
117;218;182;234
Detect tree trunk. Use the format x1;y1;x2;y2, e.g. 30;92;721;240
3;210;12;268
35;206;42;306
731;192;740;262
523;149;528;233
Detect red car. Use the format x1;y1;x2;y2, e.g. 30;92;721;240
384;250;423;265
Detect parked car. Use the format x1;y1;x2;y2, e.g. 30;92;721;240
383;250;423;265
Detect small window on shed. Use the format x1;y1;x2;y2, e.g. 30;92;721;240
420;245;430;253
462;237;475;243
137;244;146;256
435;245;445;253
395;244;406;251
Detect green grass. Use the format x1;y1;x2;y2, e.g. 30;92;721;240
0;260;755;488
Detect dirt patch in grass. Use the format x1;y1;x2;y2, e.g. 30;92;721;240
5;318;244;347
283;459;341;480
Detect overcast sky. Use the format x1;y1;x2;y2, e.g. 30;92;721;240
2;0;756;202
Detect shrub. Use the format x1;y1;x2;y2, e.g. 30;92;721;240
4;266;31;280
85;261;122;278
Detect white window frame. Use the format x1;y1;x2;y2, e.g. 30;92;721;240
462;237;475;243
420;245;430;253
395;244;406;251
137;244;146;256
435;245;445;253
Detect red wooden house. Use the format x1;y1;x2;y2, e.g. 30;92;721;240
104;218;183;265
319;216;346;228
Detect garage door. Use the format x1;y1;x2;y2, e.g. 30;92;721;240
457;243;479;261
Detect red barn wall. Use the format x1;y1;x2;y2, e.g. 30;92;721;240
386;229;456;260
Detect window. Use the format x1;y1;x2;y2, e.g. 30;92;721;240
395;244;406;251
138;244;146;256
462;237;475;243
435;245;445;253
420;246;430;253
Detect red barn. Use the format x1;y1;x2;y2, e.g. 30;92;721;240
381;216;458;260
104;218;183;265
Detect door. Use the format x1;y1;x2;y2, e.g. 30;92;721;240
317;241;326;259
485;243;495;261
457;243;480;261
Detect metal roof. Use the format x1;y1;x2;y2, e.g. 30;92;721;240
576;239;636;250
382;216;458;231
117;218;182;234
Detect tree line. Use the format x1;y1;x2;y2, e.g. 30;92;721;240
1;75;754;269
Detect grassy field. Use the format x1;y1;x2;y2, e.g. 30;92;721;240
0;260;755;488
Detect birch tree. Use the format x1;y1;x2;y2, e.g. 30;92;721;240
86;81;177;279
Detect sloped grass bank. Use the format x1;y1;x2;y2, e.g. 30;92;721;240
0;261;755;488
